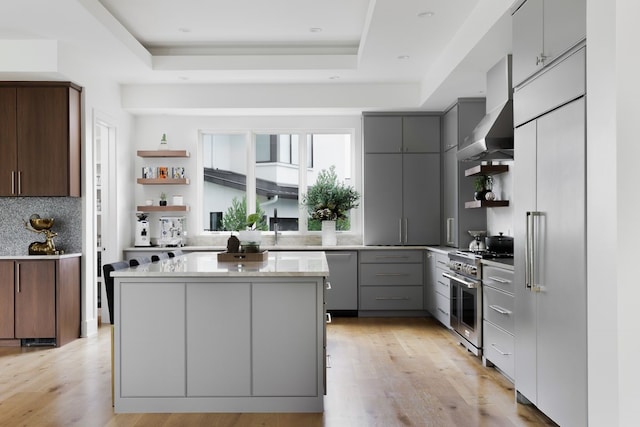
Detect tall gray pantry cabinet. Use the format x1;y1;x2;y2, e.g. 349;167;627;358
442;99;486;249
362;114;440;245
513;46;587;426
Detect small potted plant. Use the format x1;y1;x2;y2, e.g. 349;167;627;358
238;213;264;253
473;176;492;201
159;192;167;206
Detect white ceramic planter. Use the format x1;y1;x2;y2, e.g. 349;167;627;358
321;220;337;246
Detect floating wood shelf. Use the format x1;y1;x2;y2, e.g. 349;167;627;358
465;200;510;209
137;150;190;158
137;178;190;185
464;164;509;177
136;205;190;212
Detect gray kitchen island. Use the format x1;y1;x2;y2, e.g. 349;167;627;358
111;251;329;413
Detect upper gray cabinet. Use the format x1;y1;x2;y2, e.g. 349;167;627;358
512;0;586;87
364;114;440;153
363;114;441;245
441;99;486;249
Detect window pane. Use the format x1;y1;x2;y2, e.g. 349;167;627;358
255;134;300;231
306;134;353;231
202;133;247;231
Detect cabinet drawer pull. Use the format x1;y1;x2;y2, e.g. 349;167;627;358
375;273;408;277
375;296;410;301
487;276;511;284
325;281;332;290
325;312;332;324
326;354;332;369
374;255;410;260
489;305;511;315
437;307;448;315
491;343;512;356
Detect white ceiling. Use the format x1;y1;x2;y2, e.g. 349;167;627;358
0;0;516;113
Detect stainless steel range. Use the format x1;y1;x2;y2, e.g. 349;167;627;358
446;251;483;356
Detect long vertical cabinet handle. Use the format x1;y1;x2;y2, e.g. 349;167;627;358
398;218;403;244
446;218;454;245
404;218;408;244
17;171;22;195
16;262;20;293
525;211;541;291
11;171;15;195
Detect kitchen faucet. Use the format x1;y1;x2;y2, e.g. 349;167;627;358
273;208;279;245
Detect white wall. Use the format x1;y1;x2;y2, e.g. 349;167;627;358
587;0;640;425
56;47;134;337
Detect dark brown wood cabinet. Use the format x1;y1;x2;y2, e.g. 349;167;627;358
0;261;15;339
0;256;80;347
0;82;81;197
15;260;56;339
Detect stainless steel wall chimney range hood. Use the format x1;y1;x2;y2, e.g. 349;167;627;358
457;55;513;162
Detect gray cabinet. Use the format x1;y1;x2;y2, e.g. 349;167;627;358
441;99;486;249
325;251;358;312
364;114;440;153
482;264;515;381
425;250;450;328
512;0;586;87
363;114;441;245
358;250;425;313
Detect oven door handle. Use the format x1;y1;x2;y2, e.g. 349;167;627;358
442;272;478;289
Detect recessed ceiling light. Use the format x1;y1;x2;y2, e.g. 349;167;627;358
329;75;340;80
398;55;410;60
309;27;323;33
178;76;190;81
178;27;191;33
418;11;435;18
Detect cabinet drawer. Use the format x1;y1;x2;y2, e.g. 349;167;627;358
482;266;514;294
359;286;423;310
360;250;423;264
483;321;514;380
433;292;450;328
360;263;422;286
434;273;450;297
483;286;515;334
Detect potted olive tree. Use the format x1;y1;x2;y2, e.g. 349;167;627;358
302;165;360;245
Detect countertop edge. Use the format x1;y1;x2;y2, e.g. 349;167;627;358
0;253;82;260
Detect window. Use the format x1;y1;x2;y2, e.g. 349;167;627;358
201;131;355;234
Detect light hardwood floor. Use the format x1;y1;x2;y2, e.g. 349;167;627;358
0;317;555;427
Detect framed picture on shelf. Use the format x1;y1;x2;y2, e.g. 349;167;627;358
172;167;185;179
158;166;168;179
142;166;154;179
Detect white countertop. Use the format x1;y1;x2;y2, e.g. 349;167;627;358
124;245;447;252
0;253;82;260
112;251;330;278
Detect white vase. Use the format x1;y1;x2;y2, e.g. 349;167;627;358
238;230;261;244
321;220;337;246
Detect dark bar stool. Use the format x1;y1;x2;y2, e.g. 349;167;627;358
168;249;185;258
129;256;152;267
151;252;170;262
102;261;130;324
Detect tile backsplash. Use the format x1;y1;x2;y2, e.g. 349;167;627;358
0;198;82;256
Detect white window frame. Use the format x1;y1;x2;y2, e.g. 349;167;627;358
197;127;360;237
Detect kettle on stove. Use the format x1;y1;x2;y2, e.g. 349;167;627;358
468;230;486;252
